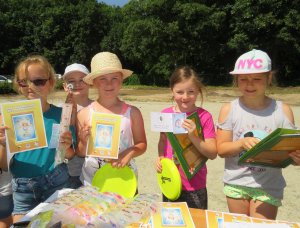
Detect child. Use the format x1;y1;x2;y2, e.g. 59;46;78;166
62;63;93;189
155;66;217;209
76;52;147;186
7;55;76;222
0;134;13;228
216;49;300;219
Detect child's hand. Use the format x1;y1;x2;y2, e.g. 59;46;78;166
59;130;73;150
65;91;74;104
182;119;196;136
155;156;164;173
110;152;132;168
289;150;300;165
79;124;91;144
0;125;9;146
241;137;260;150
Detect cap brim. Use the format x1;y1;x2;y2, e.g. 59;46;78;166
229;69;271;75
83;69;133;85
63;70;89;79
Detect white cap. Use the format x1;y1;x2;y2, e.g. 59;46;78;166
230;49;271;75
63;63;90;79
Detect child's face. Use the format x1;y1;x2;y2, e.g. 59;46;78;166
93;72;123;99
237;73;270;97
63;72;89;96
172;78;199;112
17;63;53;100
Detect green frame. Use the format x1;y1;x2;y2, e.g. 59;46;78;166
166;111;207;180
238;128;300;168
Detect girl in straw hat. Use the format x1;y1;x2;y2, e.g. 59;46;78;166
76;52;147;186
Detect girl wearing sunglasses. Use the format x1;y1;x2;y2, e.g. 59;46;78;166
3;55;76;223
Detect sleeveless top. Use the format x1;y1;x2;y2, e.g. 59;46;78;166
217;98;297;199
67;102;93;177
80;101;137;185
162;106;216;191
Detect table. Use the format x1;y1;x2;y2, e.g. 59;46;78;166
189;208;206;227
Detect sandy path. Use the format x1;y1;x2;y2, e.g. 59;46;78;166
132;101;300;223
1;93;299;222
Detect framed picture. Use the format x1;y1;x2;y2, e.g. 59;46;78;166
166;111;207;180
152;202;195;227
1;99;47;154
238;128;300;168
86;112;122;159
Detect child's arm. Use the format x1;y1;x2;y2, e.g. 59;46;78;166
111;106;147;168
0;115;8;170
183;119;217;160
59;130;75;160
156;132;166;172
76;108;91;157
0;145;8;170
216;103;260;158
289;150;300;165
282;103;298;165
282;103;295;124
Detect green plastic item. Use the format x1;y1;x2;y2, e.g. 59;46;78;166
157;158;182;200
92;163;137;198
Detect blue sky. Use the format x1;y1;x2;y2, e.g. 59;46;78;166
99;0;129;7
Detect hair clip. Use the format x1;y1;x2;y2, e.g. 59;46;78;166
67;83;74;91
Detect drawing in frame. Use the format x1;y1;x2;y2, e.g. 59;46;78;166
1;99;47;154
165;111;207;180
86;112;122;159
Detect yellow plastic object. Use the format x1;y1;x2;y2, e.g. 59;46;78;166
157;158;182;200
92;163;137;198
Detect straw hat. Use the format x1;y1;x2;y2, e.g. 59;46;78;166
83;52;133;85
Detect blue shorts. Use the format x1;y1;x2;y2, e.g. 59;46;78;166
0;194;13;219
68;176;82;189
12;164;69;215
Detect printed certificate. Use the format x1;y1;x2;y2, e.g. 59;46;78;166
150;112;187;134
86;112;121;159
1;99;47;154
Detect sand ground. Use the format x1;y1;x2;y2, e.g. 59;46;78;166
131;100;300;223
1;88;299;223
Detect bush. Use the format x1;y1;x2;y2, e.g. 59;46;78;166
123;73;140;85
0;83;16;94
55;79;64;90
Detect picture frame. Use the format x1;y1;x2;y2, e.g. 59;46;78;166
152;202;195;228
1;99;47;154
165;111;207;180
238;128;300;168
86;112;122;159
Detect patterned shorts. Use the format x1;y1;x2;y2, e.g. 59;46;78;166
224;184;282;207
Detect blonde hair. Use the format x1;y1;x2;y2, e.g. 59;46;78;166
232;71;275;87
13;55;56;93
170;66;205;104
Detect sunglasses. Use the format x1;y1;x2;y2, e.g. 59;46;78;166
17;78;50;87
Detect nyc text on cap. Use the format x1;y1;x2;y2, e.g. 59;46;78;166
230;49;271;75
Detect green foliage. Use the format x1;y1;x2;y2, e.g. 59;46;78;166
0;0;299;88
55;79;64;90
123;73;141;85
0;83;15;94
